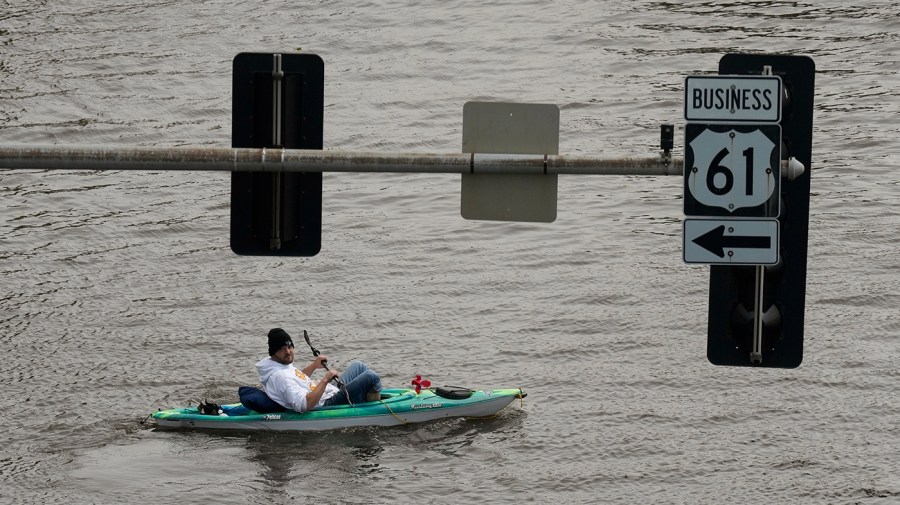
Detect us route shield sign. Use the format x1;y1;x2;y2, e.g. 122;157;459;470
683;123;781;218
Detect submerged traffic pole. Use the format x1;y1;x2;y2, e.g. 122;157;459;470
0;145;683;176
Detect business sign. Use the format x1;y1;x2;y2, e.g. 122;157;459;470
685;76;782;122
683;123;781;218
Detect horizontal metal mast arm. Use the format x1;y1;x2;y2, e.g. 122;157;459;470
0;145;683;175
547;155;682;176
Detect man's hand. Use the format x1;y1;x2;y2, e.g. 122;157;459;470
302;355;331;377
304;369;342;411
323;369;340;383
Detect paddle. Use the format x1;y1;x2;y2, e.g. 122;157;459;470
303;330;347;390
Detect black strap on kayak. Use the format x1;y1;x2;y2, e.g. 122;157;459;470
197;400;222;415
435;386;475;400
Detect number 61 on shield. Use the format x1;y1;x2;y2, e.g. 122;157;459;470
683;123;781;219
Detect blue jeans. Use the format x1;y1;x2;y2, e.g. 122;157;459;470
323;361;383;406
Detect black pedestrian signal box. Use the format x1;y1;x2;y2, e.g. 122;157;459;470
706;54;815;368
231;53;324;256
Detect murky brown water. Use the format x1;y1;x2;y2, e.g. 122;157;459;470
1;1;899;503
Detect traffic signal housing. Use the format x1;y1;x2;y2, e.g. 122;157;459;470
707;54;815;368
230;53;324;256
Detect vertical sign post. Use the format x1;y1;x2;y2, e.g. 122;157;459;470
231;53;324;256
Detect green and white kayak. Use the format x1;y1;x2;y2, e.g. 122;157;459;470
151;388;526;431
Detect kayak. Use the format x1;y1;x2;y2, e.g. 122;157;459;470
150;387;526;431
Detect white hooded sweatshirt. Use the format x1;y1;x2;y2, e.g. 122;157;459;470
255;357;340;413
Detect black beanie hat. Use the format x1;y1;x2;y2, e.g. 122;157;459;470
268;328;294;355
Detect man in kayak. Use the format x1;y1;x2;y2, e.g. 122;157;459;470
256;328;383;413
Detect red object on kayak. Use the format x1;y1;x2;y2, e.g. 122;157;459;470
411;375;431;394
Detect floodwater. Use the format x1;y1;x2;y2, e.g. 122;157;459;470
1;1;899;503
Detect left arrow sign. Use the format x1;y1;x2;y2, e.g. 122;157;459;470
693;225;771;258
683;219;779;265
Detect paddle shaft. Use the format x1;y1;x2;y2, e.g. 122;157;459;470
303;330;346;389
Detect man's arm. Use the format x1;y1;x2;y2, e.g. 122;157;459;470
304;369;339;409
301;355;328;377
